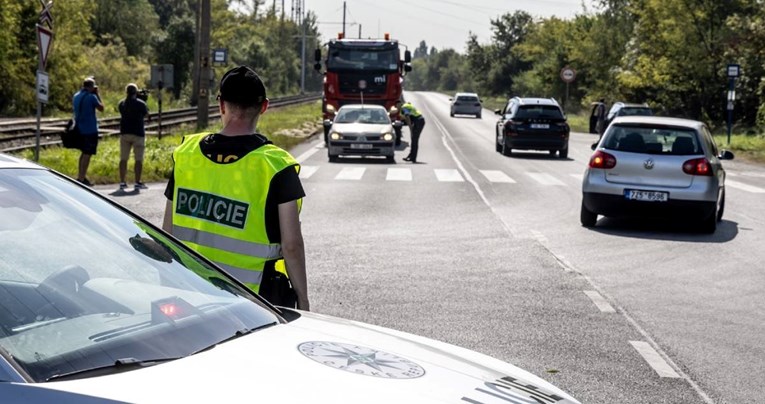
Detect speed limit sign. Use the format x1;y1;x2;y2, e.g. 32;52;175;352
560;66;576;83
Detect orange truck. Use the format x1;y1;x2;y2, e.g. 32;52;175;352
314;33;412;145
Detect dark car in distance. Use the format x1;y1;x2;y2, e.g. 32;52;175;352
495;97;570;158
589;102;653;134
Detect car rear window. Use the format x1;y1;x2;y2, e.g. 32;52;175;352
603;125;701;155
618;107;653;117
515;105;564;120
457;96;478;102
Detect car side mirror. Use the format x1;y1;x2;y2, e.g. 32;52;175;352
323;119;332;129
719;150;735;160
494;109;502;115
591;142;598;150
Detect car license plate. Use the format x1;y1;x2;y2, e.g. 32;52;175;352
625;189;668;202
530;123;549;129
350;143;372;149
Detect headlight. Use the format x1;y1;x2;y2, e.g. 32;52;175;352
330;132;342;140
382;133;394;142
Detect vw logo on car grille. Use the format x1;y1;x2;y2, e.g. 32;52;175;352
298;341;426;379
644;159;655;169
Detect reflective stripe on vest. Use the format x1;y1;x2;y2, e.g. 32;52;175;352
171;224;282;259
171;133;300;289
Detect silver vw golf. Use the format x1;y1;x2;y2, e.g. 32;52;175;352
581;116;734;233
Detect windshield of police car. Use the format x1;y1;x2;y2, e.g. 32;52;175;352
0;168;278;382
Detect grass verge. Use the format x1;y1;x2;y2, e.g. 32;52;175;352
13;101;323;184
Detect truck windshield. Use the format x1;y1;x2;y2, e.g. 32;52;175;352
327;48;399;71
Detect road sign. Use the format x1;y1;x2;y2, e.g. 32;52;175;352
727;64;741;78
36;24;53;69
38;0;53;29
151;64;174;89
560;66;576;83
36;71;49;104
212;48;228;66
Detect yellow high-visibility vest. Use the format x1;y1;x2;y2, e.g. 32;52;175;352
171;133;301;292
401;102;422;118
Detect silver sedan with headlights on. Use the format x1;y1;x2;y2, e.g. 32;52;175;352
0;153;582;404
325;104;401;163
581;116;734;233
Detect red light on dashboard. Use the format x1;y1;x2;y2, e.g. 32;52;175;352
159;303;179;317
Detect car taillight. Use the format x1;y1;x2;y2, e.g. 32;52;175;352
504;121;520;136
589;151;617;169
682;158;713;176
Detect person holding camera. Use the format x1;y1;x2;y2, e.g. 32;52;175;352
72;77;104;186
118;83;150;190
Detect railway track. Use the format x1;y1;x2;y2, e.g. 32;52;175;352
0;93;321;153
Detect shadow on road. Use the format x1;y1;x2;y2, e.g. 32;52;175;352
587;216;739;243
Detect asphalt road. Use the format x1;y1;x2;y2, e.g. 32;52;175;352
96;91;765;404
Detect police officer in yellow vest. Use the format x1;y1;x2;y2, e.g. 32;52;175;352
162;65;309;311
399;101;425;163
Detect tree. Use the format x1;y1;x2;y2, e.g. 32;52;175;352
91;0;160;57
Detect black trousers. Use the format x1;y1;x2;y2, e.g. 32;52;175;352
408;117;425;161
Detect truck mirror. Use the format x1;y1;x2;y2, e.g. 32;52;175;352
313;63;321;72
314;48;321;63
404;50;411;63
404;64;412;73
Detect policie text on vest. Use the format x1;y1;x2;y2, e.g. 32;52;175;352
176;188;250;229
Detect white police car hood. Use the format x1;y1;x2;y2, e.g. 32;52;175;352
12;311;580;404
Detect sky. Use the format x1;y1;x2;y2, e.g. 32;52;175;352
304;0;598;53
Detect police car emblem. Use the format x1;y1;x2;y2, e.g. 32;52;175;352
298;341;425;379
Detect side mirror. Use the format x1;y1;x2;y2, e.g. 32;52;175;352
404;50;411;63
404;64;412;73
591;142;598;150
392;121;404;129
314;48;321;63
719;150;735;160
448;98;453;101
323;119;332;129
494;109;502;115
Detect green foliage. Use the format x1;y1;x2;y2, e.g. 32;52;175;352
92;0;160;57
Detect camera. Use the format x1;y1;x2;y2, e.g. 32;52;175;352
137;89;149;102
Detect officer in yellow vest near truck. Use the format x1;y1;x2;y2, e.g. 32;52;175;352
399;101;425;163
162;66;309;311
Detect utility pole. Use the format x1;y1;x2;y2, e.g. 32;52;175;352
342;1;346;37
196;0;211;129
358;24;362;39
300;6;306;94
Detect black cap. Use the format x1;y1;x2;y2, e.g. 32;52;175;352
219;65;267;107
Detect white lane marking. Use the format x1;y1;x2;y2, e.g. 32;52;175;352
583;290;616;313
299;165;319;179
335;167;366;180
294;142;322;163
480;170;516;183
426;109;518;237
630;341;682;378
434;169;465;182
527;172;566;186
570;173;584;182
725;180;765;193
386;168;412;181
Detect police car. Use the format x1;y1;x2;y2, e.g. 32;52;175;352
0;153;580;403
